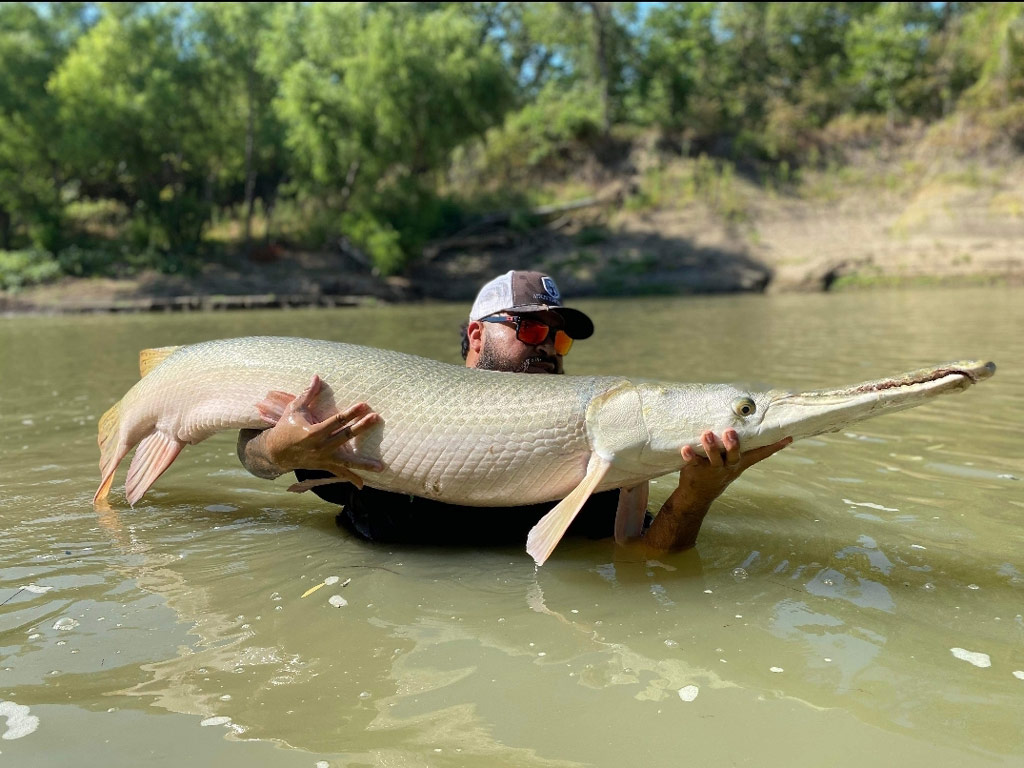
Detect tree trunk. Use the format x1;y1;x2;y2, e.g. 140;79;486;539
338;159;361;214
243;53;257;256
263;181;278;246
0;207;10;250
586;2;612;137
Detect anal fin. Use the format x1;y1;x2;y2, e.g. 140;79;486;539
614;481;649;544
526;454;612;566
125;431;185;506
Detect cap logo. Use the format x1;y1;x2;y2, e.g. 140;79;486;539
540;276;561;303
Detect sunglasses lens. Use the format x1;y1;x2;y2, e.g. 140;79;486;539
554;330;573;356
509;316;573;356
516;318;550;345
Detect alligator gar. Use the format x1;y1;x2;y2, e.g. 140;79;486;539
92;336;996;565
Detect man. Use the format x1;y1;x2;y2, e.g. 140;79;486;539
237;270;790;550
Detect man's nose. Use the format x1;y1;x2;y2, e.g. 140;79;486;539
535;333;559;356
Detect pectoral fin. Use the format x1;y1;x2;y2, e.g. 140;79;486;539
526;454;612;566
255;390;296;424
125;431;185;506
614;481;649;544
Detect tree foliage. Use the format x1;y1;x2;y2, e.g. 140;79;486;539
0;1;1021;281
0;3;91;251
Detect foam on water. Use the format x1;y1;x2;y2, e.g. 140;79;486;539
200;716;232;727
0;701;39;740
950;648;991;668
843;499;899;512
677;685;699;702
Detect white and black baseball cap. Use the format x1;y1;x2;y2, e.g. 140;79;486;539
468;270;594;339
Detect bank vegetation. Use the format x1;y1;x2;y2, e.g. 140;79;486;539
1;2;1023;297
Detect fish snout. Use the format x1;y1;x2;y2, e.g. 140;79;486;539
976;361;996;381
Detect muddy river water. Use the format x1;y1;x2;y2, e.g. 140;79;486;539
1;287;1021;767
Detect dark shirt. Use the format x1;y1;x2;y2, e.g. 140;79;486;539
294;468;637;546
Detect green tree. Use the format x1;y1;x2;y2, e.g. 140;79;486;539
708;3;880;158
458;2;562;96
845;3;940;128
637;3;895;160
632;2;721;135
266;3;515;273
193;2;286;253
0;3;92;251
50;3;223;260
960;2;1024;110
470;2;638;181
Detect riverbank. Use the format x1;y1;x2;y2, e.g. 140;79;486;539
4;142;1023;315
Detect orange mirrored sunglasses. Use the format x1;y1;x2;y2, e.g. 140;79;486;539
480;314;574;356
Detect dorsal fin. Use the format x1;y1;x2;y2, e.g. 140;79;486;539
139;346;183;377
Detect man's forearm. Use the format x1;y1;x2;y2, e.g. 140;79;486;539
237;428;288;480
642;493;714;551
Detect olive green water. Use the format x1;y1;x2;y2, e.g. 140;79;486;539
1;287;1021;768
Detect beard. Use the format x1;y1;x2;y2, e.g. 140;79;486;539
476;343;562;374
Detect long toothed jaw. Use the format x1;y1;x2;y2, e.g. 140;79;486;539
760;361;996;443
800;361;997;400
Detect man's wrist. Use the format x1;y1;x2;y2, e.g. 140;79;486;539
642;491;713;551
237;428;289;479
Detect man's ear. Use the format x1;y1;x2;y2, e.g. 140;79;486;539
467;320;484;355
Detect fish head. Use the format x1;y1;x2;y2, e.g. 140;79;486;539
634;360;996;470
635;382;774;470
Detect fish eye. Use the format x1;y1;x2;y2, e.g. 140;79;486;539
732;397;756;418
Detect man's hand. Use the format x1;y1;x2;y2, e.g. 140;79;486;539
238;375;384;486
677;429;792;504
643;429;792;551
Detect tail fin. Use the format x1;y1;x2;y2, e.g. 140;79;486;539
94;400;129;504
94;399;186;506
93;345;186;506
139;346;182;377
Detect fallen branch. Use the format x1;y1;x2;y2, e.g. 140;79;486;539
423;194;612;261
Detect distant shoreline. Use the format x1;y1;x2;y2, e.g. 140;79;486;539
3;264;1022;318
1;292;378;316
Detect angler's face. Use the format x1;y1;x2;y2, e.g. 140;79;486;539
475;310;566;374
